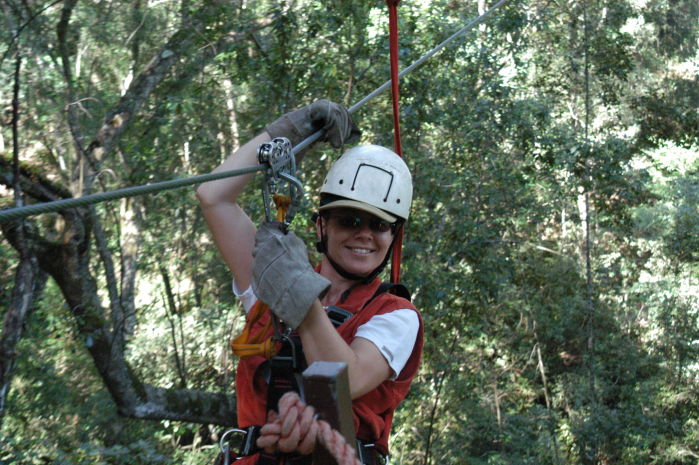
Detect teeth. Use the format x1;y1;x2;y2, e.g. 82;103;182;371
350;248;372;254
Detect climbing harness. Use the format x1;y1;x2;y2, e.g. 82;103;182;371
230;300;277;360
0;0;510;224
223;280;411;463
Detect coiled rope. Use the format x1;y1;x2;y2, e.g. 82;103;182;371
0;0;509;223
256;391;360;465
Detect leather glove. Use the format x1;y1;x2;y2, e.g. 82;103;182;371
252;222;331;329
265;99;361;158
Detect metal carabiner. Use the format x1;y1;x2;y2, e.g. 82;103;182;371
279;331;299;369
271;313;293;341
219;427;247;464
257;137;304;229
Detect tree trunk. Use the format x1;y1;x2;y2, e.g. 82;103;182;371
0;250;46;426
0;5;280;428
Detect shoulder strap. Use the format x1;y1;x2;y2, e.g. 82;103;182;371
361;282;411;310
327;282;412;329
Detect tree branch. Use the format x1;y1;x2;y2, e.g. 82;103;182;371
136;11;279;141
0;2;284;430
0;53;49;426
84;6;278;171
0;155;73;203
118;198;141;340
160;264;188;389
1;218;237;425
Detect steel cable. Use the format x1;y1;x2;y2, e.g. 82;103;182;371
0;166;263;221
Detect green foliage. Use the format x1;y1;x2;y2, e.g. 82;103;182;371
665;172;699;263
1;0;698;464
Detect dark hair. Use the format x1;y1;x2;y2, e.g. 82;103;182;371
318;193;343;208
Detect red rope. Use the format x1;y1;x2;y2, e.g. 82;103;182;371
387;0;404;284
257;391;361;465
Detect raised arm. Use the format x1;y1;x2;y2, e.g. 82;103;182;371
196;100;360;290
196;133;270;290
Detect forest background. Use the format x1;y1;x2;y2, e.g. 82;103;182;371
0;0;697;464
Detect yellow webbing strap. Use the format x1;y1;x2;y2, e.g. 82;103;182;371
230;300;277;359
230;194;291;359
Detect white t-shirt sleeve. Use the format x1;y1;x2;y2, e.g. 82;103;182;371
232;279;257;313
355;309;420;380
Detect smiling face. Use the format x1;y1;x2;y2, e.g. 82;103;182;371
318;208;396;279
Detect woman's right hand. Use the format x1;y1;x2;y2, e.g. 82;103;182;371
265;99;361;158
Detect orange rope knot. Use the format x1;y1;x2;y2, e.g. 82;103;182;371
257;392;361;465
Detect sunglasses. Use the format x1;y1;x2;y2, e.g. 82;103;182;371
327;212;396;234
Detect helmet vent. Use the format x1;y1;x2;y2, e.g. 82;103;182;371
352;163;393;202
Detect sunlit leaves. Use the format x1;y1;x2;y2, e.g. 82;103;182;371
1;0;698;464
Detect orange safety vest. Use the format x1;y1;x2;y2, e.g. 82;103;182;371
234;272;423;457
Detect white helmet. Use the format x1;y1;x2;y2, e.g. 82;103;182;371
319;145;412;222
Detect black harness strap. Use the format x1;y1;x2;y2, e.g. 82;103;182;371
266;331;305;412
256;449;312;465
365;282;411;307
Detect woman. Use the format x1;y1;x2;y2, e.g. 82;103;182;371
197;100;423;465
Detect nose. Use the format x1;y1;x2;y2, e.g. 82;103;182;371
354;220;374;237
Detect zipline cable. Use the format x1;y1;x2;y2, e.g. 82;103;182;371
0;0;510;223
293;0;510;155
0;166;263;222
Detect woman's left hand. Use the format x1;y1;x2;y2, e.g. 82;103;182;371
252;222;330;329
